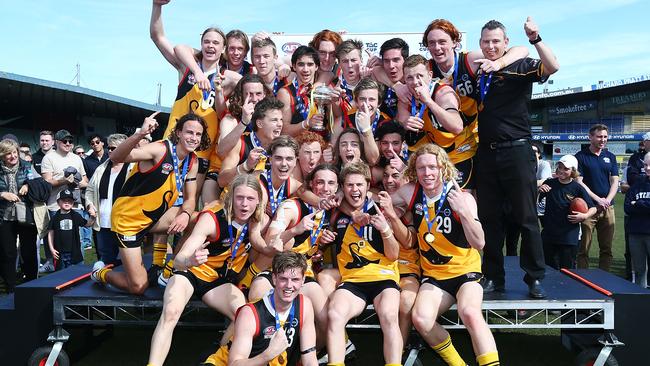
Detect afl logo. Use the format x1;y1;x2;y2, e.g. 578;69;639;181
161;163;173;175
282;42;302;54
414;203;423;215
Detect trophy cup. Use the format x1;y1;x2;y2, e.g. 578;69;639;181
311;85;336;131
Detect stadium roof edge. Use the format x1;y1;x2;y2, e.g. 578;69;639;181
0;70;170;113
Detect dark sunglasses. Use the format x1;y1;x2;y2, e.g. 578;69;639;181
75;151;85;155
61;139;74;144
90;139;102;145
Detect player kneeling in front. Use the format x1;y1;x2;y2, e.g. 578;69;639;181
390;144;499;366
201;251;318;366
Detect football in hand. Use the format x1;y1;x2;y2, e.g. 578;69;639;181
570;197;589;214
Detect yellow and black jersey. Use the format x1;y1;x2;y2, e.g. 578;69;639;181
341;109;391;136
428;52;478;163
330;200;399;284
285;198;329;278
407;182;481;280
164;67;222;169
188;203;252;283
205;293;305;366
111;140;196;240
404;81;460;157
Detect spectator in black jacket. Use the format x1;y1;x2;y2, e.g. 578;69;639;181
624;152;650;288
31;130;54;175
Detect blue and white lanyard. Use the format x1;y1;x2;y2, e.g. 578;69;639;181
227;222;249;267
292;79;310;120
422;182;450;233
352;199;370;239
308;205;326;247
170;142;190;206
269;290;295;331
266;170;286;216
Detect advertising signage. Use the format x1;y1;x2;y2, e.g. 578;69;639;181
533;133;644;141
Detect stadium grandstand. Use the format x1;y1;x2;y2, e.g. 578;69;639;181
0;71;170;152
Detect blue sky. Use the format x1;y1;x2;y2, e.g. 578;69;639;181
1;0;648;107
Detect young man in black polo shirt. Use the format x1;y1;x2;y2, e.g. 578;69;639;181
474;17;559;298
575;124;620;271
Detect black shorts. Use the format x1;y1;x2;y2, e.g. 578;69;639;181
454;158;475;190
205;170;219;182
256;270;317;285
173;270;231;298
337;280;400;305
198;158;210;175
114;230;149;249
400;273;420;280
421;272;482;298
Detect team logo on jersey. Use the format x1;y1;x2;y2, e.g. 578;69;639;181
336;217;349;228
414;203;424;215
291;318;299;327
461;74;469;82
456;143;470;153
443;208;451;217
263;325;275;338
161;163;173;175
187;73;197;85
603;157;611;164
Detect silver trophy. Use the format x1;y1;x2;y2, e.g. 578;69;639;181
311;85;336;131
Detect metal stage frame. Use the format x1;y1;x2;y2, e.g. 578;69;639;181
41;257;626;366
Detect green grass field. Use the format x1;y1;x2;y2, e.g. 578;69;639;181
5;194;631;365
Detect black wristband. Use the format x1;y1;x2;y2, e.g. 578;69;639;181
529;35;542;45
300;346;316;355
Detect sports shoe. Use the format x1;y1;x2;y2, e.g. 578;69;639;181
83;242;93;250
147;265;163;287
345;339;357;360
91;261;106;283
158;271;170;287
39;261;55;273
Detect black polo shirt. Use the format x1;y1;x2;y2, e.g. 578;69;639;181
477;57;547;144
84;150;108;180
575;148;619;201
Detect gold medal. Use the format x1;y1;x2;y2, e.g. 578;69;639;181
278;354;285;364
255;155;267;171
314;210;323;220
423;231;435;244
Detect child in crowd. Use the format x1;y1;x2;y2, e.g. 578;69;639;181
624;152;650;288
48;189;95;270
538;155;597;269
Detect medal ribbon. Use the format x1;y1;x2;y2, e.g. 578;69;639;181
309;206;326;247
410;81;434;118
479;72;493;104
269;290;296;331
170;142;190;206
352;199;369;240
292;79;310;120
422;182;450;234
227;222;249;269
384;87;397;117
266;170;286;216
198;63;218;104
273;72;281;95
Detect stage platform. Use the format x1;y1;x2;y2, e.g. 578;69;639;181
4;256;649;365
52;257;618;331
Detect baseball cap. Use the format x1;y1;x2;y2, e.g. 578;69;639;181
558;155;578;170
642;132;650;141
58;189;74;201
54;129;73;141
